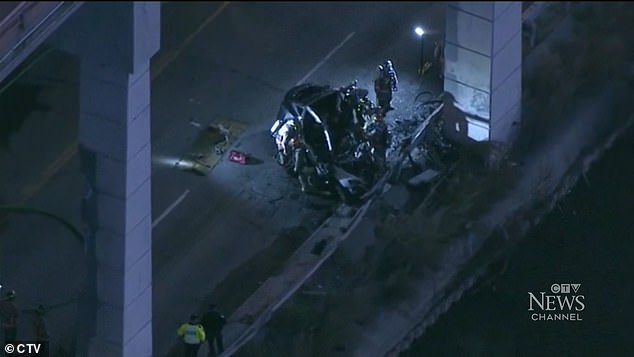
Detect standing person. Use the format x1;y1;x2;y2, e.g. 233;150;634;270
383;60;399;92
0;290;19;344
32;305;49;356
32;304;49;341
374;65;394;114
177;315;206;357
200;304;226;357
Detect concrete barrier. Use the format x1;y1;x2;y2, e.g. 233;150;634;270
218;101;446;357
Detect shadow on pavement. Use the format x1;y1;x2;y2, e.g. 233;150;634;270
0;83;50;150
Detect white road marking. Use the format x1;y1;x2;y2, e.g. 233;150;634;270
152;189;191;229
295;31;356;86
151;27;352;231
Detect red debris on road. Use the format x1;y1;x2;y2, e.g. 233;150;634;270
228;150;248;164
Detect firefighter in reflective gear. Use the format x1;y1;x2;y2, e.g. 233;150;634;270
276;120;299;155
374;65;394;114
177;315;206;357
383;60;398;92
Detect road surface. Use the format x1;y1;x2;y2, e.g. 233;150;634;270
0;2;444;355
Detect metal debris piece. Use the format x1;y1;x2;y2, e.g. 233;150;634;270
229;150;248;164
407;168;441;187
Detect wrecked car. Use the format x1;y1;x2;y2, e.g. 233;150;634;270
270;81;389;202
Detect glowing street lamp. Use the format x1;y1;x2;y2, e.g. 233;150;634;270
414;26;427;74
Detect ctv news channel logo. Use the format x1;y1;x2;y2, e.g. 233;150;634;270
528;283;585;321
3;342;48;356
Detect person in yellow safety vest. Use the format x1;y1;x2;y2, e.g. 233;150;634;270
177;314;207;357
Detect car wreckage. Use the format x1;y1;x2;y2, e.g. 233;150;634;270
270;81;389;203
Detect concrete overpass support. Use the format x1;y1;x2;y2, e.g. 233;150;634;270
49;3;160;356
444;2;522;143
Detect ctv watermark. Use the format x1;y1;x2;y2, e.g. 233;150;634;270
528;283;585;321
3;342;48;356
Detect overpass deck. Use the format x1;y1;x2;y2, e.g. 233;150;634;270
0;1;82;85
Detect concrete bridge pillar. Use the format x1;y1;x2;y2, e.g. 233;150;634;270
443;1;522;144
48;3;160;356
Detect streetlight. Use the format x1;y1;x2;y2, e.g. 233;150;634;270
414;26;427;75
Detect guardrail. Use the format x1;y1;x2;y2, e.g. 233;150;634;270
218;100;446;357
0;1;83;84
377;101;444;192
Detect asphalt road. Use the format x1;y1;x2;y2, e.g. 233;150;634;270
0;2;444;355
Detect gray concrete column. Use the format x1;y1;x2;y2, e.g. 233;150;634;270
443;2;522;143
79;60;153;357
52;2;159;356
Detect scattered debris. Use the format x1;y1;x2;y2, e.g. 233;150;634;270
176;119;248;175
269;81;387;202
229;150;248;165
407;168;441;187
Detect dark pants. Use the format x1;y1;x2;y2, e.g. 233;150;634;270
2;328;14;357
376;93;392;112
207;333;224;356
184;342;201;357
4;328;16;344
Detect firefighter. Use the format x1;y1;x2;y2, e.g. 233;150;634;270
383;60;399;92
276;120;298;155
177;315;206;357
374;66;393;113
374;60;398;114
274;119;300;167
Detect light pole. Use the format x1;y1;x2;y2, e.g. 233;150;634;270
414;26;428;75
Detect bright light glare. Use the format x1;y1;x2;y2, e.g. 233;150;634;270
153;155;182;168
174;160;195;170
415;27;425;37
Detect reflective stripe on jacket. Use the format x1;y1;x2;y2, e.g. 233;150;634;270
177;323;206;344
